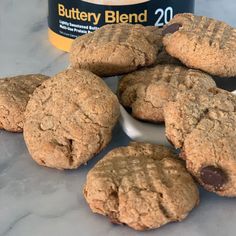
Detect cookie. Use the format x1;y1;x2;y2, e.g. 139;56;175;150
164;88;236;196
70;23;161;77
146;26;181;65
162;13;236;77
118;64;216;122
0;74;49;132
154;48;182;65
23;69;120;170
84;142;199;231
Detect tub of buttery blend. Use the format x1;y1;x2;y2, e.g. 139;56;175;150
48;0;195;52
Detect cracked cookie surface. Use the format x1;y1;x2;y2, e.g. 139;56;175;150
118;64;215;122
70;23;161;77
0;74;49;132
84;142;199;231
23;69;120;170
164;88;236;196
163;13;236;77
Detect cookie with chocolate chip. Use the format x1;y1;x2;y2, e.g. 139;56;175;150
70;23;161;77
163;13;236;77
0;74;49;132
164;87;236;196
118;64;216;122
84;142;199;231
24;69;120;170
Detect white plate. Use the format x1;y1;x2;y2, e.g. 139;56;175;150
119;105;169;145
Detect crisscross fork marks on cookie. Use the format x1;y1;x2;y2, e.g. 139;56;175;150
208;20;226;46
163;14;236;77
220;26;235;49
84;143;199;230
91;24;131;45
118;65;215;122
70;23;159;76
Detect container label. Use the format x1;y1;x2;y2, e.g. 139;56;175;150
48;0;194;39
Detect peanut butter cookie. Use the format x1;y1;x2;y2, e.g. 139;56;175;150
24;69;120;170
163;13;236;77
118;64;216;122
70;24;161;77
146;26;181;65
84;142;199;231
164;88;236;196
0;74;49;132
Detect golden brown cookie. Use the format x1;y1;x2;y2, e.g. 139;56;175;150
118;64;216;122
143;26;181;65
70;23;161;77
164;88;236;197
84;142;199;231
24;69;120;170
162;13;236;77
0;74;49;132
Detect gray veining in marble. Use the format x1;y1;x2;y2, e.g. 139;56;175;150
0;0;236;235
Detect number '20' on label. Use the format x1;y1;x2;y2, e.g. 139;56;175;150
155;7;173;27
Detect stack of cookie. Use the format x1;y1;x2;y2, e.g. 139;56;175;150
78;14;236;230
116;14;236;199
0;13;236;232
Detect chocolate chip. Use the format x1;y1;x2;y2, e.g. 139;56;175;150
200;166;227;190
162;23;182;36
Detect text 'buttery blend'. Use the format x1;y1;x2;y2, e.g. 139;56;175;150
48;0;195;51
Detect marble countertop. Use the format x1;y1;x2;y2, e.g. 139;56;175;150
0;0;236;235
